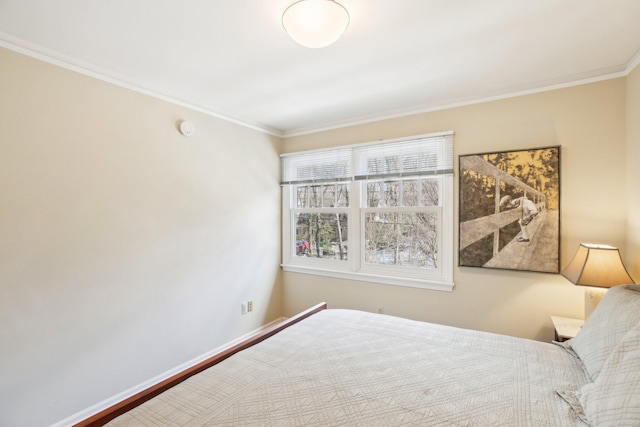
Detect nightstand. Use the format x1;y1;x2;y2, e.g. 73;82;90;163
551;316;584;342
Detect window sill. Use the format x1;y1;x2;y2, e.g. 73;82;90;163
281;264;454;292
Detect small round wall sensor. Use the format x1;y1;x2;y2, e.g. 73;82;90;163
179;121;194;136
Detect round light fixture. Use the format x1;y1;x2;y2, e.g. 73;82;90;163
282;0;350;49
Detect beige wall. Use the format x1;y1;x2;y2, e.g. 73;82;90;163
282;78;630;341
0;48;283;427
627;64;640;280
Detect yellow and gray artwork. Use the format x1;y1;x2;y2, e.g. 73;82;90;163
458;146;560;273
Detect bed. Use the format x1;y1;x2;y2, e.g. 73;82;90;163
84;285;640;426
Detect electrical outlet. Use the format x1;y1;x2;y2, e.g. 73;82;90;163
247;300;253;312
241;301;248;314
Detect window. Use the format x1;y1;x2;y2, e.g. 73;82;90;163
281;132;454;291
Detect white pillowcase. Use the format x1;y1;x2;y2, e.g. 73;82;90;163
568;284;640;380
579;323;640;426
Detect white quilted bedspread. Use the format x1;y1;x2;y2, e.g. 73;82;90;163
108;309;589;426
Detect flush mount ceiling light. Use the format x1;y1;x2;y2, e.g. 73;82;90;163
282;0;350;49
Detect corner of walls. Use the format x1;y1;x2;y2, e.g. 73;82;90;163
626;63;640;280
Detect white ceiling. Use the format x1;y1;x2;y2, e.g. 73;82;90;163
1;0;640;137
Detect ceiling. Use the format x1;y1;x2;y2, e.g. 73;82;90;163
1;0;640;137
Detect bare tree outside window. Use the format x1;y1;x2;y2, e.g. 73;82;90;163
364;178;440;269
295;182;349;260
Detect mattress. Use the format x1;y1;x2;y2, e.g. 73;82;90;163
107;309;589;426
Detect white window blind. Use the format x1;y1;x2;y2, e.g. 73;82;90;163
281;147;352;184
353;132;453;180
281;132;453;184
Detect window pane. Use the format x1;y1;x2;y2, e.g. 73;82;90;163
295;213;348;260
383;181;400;207
335;184;349;207
364;212;438;268
402;180;420;206
297;183;350;208
296;186;309;208
367;182;382;208
309;185;323;208
323;185;336;207
367;181;400;207
421;179;440;206
367;179;441;208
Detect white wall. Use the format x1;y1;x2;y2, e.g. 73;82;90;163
0;48;283;427
282;78;630;341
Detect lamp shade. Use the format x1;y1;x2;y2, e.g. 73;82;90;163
282;0;350;48
561;243;635;288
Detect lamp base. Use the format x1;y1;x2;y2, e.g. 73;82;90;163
585;287;607;319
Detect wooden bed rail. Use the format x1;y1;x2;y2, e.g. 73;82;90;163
75;302;328;427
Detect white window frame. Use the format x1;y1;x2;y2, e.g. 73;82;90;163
281;132;454;292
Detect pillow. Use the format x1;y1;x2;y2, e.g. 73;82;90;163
579;324;640;426
568;284;640;380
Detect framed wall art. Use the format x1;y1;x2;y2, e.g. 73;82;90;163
458;146;560;273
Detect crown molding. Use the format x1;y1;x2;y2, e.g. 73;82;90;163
626;48;640;75
0;34;283;138
282;70;628;138
3;32;638;140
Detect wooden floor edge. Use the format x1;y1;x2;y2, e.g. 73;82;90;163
74;302;328;427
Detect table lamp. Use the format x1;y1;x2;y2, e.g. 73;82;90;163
561;243;636;319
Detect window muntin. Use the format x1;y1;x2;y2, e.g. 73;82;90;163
281;132;454;290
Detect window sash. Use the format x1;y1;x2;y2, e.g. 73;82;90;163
360;205;442;273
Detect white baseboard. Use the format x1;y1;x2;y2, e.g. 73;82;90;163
50;317;287;427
